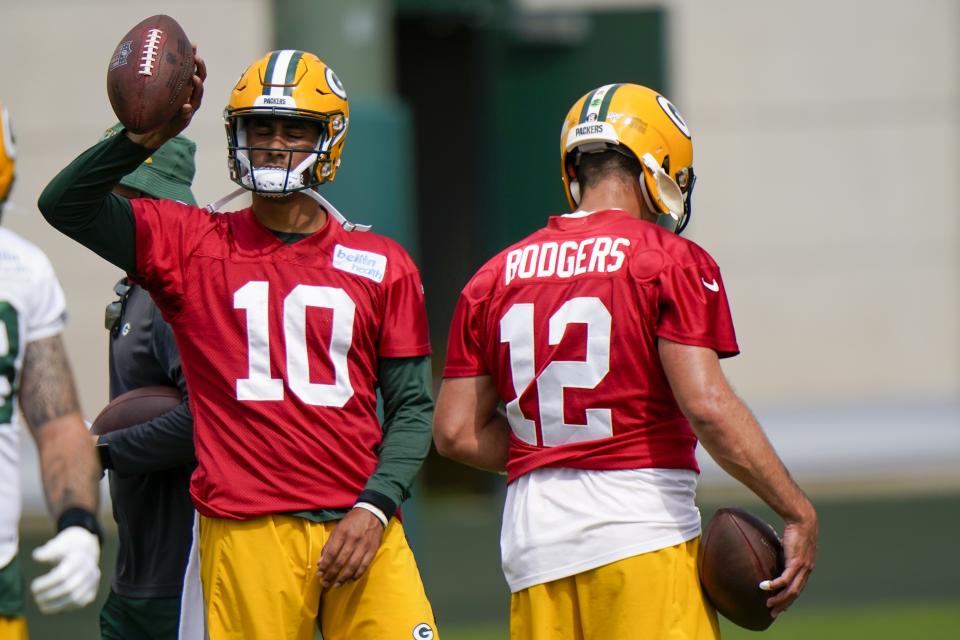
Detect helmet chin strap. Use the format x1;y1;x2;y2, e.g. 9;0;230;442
302;189;371;232
205;187;246;213
206;186;371;232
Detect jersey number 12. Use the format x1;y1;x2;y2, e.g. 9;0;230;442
500;297;613;447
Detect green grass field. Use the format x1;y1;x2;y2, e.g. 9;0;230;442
442;601;960;639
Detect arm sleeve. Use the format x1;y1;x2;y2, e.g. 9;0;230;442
656;261;740;358
38;133;151;274
355;356;434;519
24;252;67;343
99;306;194;475
442;291;489;378
377;248;431;358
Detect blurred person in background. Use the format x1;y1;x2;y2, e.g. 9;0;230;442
94;125;197;640
0;100;102;639
39;50;438;640
433;83;818;639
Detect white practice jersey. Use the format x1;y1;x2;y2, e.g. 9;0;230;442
0;227;67;567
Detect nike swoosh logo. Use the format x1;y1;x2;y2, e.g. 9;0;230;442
701;277;720;292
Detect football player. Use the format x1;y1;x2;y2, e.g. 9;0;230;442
433;84;818;639
94;125;198;640
0;100;102;638
39;51;438;640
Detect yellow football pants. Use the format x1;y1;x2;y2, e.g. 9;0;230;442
511;538;720;640
0;616;27;640
199;514;439;640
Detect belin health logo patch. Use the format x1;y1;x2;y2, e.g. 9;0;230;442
332;244;386;283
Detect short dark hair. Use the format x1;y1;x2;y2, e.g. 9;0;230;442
575;149;642;194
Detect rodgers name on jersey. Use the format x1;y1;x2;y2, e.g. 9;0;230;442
504;235;630;285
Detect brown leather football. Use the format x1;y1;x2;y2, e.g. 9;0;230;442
106;15;194;134
90;386;182;435
698;507;785;631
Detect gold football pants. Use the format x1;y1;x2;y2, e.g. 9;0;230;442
0;616;27;640
511;537;719;640
199;514;439;640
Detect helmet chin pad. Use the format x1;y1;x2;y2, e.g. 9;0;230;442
241;166;306;195
639;152;684;232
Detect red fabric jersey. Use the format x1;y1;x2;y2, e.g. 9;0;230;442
443;210;739;482
130;201;430;519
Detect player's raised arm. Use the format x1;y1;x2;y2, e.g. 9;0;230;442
658;338;818;616
38;40;205;273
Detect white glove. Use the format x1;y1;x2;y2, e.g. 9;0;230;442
30;526;101;614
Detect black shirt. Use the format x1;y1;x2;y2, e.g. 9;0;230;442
100;280;195;598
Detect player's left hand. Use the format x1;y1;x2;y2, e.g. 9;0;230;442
30;526;101;614
317;508;385;589
762;514;818;617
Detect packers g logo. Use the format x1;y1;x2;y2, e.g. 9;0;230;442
325;67;347;100
656;95;691;139
412;622;434;639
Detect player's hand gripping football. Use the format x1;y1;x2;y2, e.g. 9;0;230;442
317;508;385;589
127;46;207;150
30;526;101;614
760;512;818;617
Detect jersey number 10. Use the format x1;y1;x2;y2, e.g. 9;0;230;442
233;281;356;407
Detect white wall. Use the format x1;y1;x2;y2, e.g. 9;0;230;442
1;0;270;417
520;0;960;409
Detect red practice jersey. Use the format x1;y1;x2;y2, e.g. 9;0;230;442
130;201;430;519
443;209;739;482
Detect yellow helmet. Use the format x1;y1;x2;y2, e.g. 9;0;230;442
560;83;695;233
224;50;348;195
0;100;16;205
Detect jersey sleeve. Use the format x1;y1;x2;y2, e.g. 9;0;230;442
656;259;740;358
24;252;67;343
442;288;489;378
377;247;431;358
129;199;206;318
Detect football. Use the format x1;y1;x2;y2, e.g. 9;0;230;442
106;15;194;134
698;507;785;631
90;386;182;435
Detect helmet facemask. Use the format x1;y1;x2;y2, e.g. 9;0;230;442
227;114;346;198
